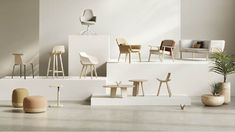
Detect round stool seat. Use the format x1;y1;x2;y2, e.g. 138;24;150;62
23;96;48;113
12;88;29;108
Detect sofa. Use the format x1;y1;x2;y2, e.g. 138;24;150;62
179;40;225;60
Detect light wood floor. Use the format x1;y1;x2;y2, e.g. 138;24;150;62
0;97;234;131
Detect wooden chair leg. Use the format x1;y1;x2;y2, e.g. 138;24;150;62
157;82;162;96
129;53;131;64
90;65;93;79
59;54;65;78
148;53;151;62
24;65;26;80
20;64;22;78
125;54;128;62
141;82;144;96
118;53;121;62
47;56;51;77
166;82;172;97
12;64;16;79
138;52;141;62
31;63;34;78
93;65;98;78
171;49;174;62
84;65;88;77
55;55;58;77
80;65;84;78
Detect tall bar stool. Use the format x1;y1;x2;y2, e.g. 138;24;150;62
12;53;34;79
46;46;65;78
157;73;172;97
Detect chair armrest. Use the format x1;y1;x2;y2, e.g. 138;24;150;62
149;45;160;50
162;45;174;49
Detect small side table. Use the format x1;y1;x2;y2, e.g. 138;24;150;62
49;85;63;108
129;80;147;96
103;84;134;98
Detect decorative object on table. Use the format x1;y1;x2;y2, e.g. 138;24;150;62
116;38;141;63
157;73;172;97
79;52;98;78
179;40;225;60
201;83;225;106
180;104;186;110
46;45;65;78
148;40;175;62
210;51;235;104
129;79;147;96
12;53;34;79
49;85;63;108
103;83;134;98
23;96;48;113
12;88;29;108
80;9;96;35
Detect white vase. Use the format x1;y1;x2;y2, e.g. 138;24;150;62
201;94;224;106
219;82;231;104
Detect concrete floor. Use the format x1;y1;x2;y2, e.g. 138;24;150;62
0;98;235;131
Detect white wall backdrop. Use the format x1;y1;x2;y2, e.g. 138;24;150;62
39;0;181;75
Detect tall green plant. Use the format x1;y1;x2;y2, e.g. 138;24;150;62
210;51;235;82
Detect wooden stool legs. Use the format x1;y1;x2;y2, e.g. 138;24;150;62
47;53;65;78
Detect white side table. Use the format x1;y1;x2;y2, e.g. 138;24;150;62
49;85;63;108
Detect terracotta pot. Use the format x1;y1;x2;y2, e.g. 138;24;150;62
219;82;231;104
201;94;224;106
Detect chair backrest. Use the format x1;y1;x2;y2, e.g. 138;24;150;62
210;40;225;52
160;40;175;56
52;45;65;54
13;53;23;64
116;38;128;45
166;73;171;81
82;9;94;21
79;52;98;64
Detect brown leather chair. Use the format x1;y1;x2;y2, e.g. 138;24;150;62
116;38;141;63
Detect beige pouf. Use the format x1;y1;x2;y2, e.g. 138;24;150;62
23;96;48;113
201;94;224;106
12;88;29;108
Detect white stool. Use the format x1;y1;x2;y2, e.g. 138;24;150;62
47;46;65;78
49;85;63;108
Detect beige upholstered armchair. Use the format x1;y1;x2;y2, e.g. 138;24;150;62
116;38;141;63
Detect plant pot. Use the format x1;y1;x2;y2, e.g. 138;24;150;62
219;82;231;104
201;94;224;106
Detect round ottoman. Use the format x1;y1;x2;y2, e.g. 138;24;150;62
23;96;48;113
12;88;29;108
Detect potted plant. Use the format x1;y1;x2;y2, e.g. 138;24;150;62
201;83;224;106
210;51;235;104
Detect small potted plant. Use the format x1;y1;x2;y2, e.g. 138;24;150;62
210;51;235;104
201;83;224;106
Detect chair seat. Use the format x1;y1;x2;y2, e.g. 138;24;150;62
130;49;141;52
81;21;96;25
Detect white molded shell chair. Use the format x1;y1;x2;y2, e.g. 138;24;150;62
80;9;96;35
79;52;98;78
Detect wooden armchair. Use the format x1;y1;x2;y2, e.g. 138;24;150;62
116;38;141;63
148;40;175;62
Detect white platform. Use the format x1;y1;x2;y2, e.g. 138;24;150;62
91;95;191;106
0;76;106;101
68;35;110;76
107;59;235;96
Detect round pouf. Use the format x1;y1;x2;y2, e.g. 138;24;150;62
12;88;29;108
201;94;224;106
23;96;48;113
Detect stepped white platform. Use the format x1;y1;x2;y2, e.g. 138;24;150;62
0;76;106;101
107;59;235;96
91;95;191;106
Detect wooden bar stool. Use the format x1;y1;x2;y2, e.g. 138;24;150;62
12;53;34;79
129;80;147;96
47;46;65;78
157;73;172;97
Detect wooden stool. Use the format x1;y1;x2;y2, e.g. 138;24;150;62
129;80;147;96
47;46;65;78
157;73;172;97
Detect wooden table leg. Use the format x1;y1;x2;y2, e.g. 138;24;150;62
141;82;144;96
132;82;139;96
110;87;117;98
121;87;128;98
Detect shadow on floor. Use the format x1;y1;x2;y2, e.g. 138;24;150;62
4;109;24;113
